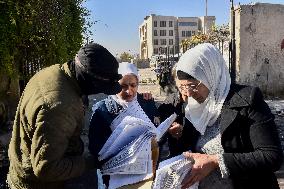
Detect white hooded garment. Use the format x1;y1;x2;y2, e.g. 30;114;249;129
111;62;139;108
176;43;231;135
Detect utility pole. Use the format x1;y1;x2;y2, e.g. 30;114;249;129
205;0;208;17
204;0;208;34
229;0;236;84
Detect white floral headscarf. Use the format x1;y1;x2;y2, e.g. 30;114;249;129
176;43;231;135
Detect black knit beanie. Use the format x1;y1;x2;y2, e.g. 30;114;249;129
72;43;122;95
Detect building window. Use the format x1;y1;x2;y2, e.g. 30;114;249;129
178;22;198;26
154;21;157;27
160;30;166;36
154;30;158;36
160;48;165;54
154;48;159;54
169;30;173;36
154;39;159;45
192;31;196;35
181;31;192;37
160;21;166;27
169;39;173;45
169;21;173;27
160;39;167;45
175;46;179;53
169;47;174;54
186;31;192;37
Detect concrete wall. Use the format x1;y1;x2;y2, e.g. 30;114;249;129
235;3;284;97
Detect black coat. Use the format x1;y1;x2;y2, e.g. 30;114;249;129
159;84;283;189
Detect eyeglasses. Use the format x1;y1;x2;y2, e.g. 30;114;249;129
178;81;201;92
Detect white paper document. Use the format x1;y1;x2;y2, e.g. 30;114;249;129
98;117;154;161
153;154;198;189
98;101;177;188
156;113;178;141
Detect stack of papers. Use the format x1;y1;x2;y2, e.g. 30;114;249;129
153;155;198;189
98;100;177;189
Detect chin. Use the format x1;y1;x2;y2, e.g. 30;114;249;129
125;98;133;102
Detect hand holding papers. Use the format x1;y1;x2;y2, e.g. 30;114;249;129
153;154;198;189
98;100;177;188
156;113;178;141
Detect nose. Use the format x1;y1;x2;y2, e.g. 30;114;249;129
123;86;132;95
125;88;130;94
182;89;194;97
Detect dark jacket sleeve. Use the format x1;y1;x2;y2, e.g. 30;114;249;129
88;102;113;168
223;87;283;177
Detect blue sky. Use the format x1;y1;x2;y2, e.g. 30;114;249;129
83;0;284;56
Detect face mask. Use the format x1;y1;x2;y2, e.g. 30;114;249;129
186;96;209;121
187;97;200;109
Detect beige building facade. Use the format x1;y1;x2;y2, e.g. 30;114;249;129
139;14;215;59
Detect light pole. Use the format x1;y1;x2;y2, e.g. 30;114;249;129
203;0;208;34
205;0;208;17
165;46;169;66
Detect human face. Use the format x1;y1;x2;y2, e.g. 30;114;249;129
117;74;138;102
176;78;209;103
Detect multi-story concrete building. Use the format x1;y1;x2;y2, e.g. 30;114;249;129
139;14;215;59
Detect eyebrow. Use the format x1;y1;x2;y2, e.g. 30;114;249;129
120;82;138;85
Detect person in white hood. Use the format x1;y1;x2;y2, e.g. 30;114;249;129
88;62;160;188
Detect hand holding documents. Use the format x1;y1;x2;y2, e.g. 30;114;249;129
153;154;198;189
98;100;177;189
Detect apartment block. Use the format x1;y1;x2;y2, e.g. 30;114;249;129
139;14;215;59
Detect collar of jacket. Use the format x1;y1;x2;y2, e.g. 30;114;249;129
219;84;251;134
61;62;82;96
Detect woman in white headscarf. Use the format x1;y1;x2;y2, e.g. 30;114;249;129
160;43;282;189
88;62;159;188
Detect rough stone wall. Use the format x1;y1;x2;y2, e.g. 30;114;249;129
235;3;284;97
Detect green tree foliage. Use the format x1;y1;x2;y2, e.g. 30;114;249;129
120;52;134;62
0;0;92;82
